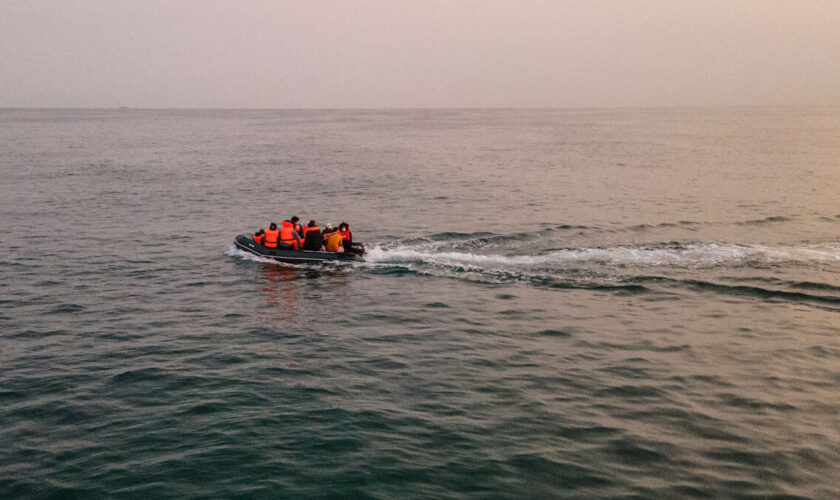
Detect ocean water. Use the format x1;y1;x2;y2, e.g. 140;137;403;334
1;107;839;498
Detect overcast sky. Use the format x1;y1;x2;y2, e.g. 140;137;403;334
1;0;839;108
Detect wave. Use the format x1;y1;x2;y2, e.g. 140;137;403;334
735;216;794;226
368;213;835;252
628;276;840;306
680;279;840;305
393;231;540;251
600;215;799;234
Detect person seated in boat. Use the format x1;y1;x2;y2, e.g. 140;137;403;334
254;228;266;245
338;222;353;245
323;223;344;253
263;223;280;248
290;216;304;236
278;220;302;249
301;220;324;251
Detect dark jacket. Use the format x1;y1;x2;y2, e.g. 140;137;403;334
302;228;324;251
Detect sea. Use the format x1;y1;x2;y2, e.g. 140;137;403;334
1;107;839;499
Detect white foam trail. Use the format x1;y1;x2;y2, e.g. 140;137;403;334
364;247;550;266
226;244;262;261
364;243;840;269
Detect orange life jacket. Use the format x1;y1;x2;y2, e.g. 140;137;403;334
338;228;352;243
302;226;320;237
279;221;299;249
264;228;279;248
254;232;265;245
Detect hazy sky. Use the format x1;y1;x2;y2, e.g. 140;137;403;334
2;0;839;108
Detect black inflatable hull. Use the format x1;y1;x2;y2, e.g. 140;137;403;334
234;234;364;263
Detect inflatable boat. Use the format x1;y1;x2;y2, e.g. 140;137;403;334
233;234;365;263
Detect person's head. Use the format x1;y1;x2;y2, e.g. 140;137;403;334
290;216;299;224
339;222;349;231
325;223;333;232
269;222;277;230
256;229;265;235
308;220;317;228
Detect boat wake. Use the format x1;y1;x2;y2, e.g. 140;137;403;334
364;241;840;269
360;239;840;306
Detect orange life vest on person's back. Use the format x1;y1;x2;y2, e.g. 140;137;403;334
264;227;279;248
279;221;299;249
254;232;265;245
302;226;320;238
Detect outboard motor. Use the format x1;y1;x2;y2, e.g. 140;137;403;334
349;242;365;255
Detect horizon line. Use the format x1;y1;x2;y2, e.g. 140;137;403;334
1;103;837;112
